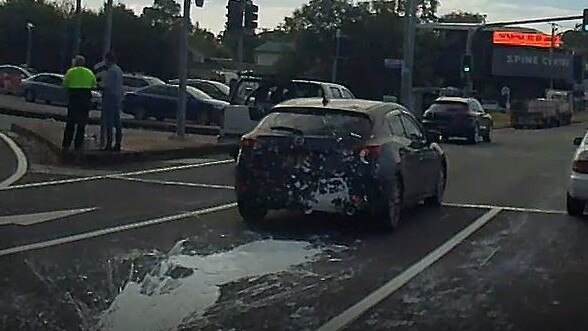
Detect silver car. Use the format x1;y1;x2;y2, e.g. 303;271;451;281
22;73;101;109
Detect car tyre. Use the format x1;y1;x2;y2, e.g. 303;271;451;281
133;107;147;120
238;197;267;224
566;193;584;217
467;124;480;144
24;90;35;103
374;177;403;232
483;126;492;142
425;167;446;207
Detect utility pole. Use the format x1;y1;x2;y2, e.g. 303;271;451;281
25;23;34;69
237;0;245;69
72;0;82;58
549;23;557;91
400;0;417;110
332;28;341;82
103;0;113;55
176;0;191;138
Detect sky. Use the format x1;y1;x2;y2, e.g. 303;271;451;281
85;0;586;34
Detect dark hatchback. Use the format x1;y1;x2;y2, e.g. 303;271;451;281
235;98;447;230
422;97;493;144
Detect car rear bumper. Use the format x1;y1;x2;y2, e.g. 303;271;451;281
422;120;475;137
568;171;588;200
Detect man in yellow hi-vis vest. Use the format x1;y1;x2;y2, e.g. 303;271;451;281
62;55;97;152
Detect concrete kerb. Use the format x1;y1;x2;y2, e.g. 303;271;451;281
11;123;238;167
0;106;220;136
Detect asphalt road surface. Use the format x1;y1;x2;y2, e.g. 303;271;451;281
1;124;587;331
0;132;18;185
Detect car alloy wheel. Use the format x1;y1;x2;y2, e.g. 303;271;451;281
375;177;402;231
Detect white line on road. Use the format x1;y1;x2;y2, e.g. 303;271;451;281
443;202;566;215
0;159;234;192
0;207;98;226
0;131;28;187
316;208;503;331
0;202;237;257
111;176;235;190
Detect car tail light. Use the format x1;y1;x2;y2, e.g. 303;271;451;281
358;144;382;164
573;151;588;174
241;137;257;148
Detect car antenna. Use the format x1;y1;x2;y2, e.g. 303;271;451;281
322;95;330;106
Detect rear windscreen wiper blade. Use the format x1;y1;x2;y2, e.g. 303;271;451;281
269;126;304;135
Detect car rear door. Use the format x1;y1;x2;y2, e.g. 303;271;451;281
386;112;425;201
398;113;439;196
47;76;66;105
471;99;492;131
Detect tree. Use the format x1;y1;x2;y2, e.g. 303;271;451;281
439;11;486;24
141;0;180;29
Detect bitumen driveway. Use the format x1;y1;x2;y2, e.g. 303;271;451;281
0;124;587;330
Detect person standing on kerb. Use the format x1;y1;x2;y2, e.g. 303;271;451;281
62;55;97;153
101;51;124;151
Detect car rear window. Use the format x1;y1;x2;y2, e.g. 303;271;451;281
430;101;469;112
259;109;372;139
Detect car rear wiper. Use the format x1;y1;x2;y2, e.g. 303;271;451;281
269;126;304;135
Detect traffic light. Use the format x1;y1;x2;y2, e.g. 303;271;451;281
462;54;473;73
226;0;243;32
244;1;259;32
583;9;588;32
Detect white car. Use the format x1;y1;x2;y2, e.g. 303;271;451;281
567;134;588;216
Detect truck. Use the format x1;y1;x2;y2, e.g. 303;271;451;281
511;90;572;129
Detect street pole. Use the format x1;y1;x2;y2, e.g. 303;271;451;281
549;23;556;91
332;28;341;82
400;0;416;110
72;0;82;58
103;0;113;55
237;0;244;70
25;23;34;69
176;0;190;138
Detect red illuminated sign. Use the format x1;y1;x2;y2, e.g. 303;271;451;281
492;31;561;48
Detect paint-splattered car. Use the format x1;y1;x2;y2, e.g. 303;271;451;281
235;98;447;231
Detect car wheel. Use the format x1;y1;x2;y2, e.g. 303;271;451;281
425;166;446;207
467;124;480;144
133;107;147;120
238;197;267;224
24;90;35;103
483;127;492;142
566;193;584;217
374;177;403;231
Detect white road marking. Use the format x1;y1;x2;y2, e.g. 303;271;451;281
316;208;503;331
0;207;97;226
111;176;235;190
0;202;237;257
0;131;28;187
443;202;566;215
0;159;234;192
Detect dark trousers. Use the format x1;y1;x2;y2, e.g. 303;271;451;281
62;89;91;150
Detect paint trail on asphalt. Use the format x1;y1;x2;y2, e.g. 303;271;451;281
443;202;566;215
0;131;28;187
0;207;97;226
0;159;234;191
317;208;503;331
0;202;237;257
111;176;235;190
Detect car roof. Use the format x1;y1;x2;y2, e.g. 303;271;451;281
274;98;401;116
434;97;473;104
33;73;63;78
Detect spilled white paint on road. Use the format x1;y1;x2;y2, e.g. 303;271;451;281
98;239;324;331
0;207;97;226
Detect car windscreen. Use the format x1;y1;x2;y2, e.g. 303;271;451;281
292;82;323;98
258;109;372;140
429;101;469;112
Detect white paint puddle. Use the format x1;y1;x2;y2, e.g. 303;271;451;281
98;239;324;331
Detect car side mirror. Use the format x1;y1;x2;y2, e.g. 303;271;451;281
426;129;442;143
249;107;263;121
573;137;583;146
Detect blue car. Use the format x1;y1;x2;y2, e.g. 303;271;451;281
123;84;228;124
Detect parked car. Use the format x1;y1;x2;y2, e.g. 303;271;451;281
169;79;230;102
235;98;447;231
122;84;228;124
568;133;588;216
0;65;32;95
223;77;356;137
122;74;164;93
22;73;101;109
422;97;493;144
